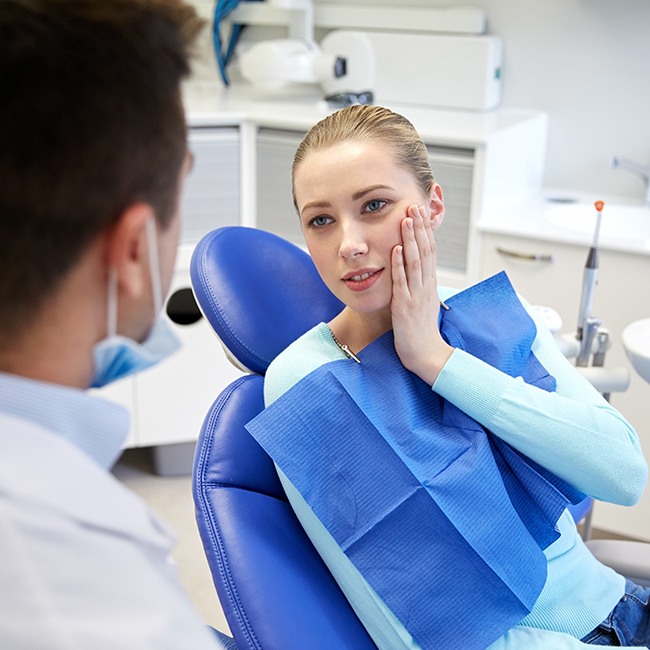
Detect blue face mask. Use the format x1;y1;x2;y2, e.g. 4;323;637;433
90;218;181;389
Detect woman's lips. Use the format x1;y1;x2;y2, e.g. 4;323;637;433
342;269;383;292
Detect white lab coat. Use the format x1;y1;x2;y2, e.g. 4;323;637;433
0;413;223;650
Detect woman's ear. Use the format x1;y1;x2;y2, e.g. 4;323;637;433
428;183;445;230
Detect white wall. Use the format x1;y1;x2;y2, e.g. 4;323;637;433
461;0;650;201
320;0;650;200
190;0;650;202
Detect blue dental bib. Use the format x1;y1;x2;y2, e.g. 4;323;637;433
246;272;584;650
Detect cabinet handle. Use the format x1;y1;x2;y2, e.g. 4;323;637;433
496;247;554;263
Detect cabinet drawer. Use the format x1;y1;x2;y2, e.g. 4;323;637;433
480;233;586;326
182;127;240;243
256;128;304;244
427;147;473;273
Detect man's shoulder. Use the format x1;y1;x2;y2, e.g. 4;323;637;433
0;412;173;547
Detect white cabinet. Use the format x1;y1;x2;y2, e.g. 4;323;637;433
181;127;240;241
256;128;304;244
93;127;243;458
425;146;474;279
136;246;244;447
480;234;585;328
480;231;650;541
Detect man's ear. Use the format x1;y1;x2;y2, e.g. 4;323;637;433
428;183;445;231
105;203;154;300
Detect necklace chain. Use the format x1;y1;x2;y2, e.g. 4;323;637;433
329;328;362;364
327;302;449;366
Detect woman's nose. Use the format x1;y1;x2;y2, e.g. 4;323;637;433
338;221;368;258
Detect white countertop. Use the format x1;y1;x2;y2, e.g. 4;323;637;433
478;190;650;257
182;82;546;148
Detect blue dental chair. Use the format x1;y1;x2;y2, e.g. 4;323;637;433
190;226;650;649
190;226;376;649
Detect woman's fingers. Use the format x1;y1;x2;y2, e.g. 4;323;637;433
401;205;435;290
391;244;406;295
414;204;435;281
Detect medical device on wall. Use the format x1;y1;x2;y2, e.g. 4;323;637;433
232;2;503;111
238;36;351;92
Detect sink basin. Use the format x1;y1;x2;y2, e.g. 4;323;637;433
622;318;650;383
544;202;650;248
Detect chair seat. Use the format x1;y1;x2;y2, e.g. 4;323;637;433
193;374;377;650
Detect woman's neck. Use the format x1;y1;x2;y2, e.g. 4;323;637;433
328;307;392;355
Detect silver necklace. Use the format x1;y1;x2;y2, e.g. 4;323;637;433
328;328;362;364
328;301;449;366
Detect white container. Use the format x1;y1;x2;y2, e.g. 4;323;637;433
321;30;503;111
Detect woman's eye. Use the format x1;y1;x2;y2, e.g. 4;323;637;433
364;199;387;213
309;215;332;228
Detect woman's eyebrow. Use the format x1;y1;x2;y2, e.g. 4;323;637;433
352;184;394;200
301;200;331;212
300;200;331;218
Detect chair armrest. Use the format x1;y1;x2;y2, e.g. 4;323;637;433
586;539;650;583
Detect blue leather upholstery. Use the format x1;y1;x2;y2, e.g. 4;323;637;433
190;226;343;374
191;227;375;649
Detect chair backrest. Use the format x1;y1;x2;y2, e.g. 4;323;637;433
190;227;376;649
190;226;343;375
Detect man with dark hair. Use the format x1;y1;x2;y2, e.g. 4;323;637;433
0;1;235;647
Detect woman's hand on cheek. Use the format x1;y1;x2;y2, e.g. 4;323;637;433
391;205;453;386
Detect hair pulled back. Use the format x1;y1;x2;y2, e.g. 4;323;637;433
292;105;434;210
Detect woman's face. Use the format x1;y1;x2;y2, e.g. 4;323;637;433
294;140;443;321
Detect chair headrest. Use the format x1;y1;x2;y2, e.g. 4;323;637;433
190;227;344;375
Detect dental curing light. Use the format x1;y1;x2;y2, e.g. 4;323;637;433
576;200;604;366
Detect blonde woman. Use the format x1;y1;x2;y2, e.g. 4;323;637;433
251;105;648;649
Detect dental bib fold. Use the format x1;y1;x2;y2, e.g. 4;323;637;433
246;271;585;650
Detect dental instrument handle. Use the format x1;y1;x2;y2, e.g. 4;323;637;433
576;201;604;341
577;249;599;341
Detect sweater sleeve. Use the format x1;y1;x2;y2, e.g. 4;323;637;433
432;298;647;505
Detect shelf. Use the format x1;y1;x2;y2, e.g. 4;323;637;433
228;4;486;35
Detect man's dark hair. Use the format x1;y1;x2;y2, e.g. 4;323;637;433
0;0;203;339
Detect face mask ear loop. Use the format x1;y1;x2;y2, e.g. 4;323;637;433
107;269;118;338
145;217;163;316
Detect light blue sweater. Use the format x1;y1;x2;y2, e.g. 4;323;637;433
263;286;647;649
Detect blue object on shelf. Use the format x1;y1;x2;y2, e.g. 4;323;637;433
213;0;262;86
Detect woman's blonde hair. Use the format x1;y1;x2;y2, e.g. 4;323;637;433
292;104;434;210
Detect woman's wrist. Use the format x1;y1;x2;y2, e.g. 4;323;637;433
409;342;455;387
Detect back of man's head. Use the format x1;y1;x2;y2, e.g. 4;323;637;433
0;0;203;343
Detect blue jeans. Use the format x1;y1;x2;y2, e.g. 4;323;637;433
581;580;650;645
